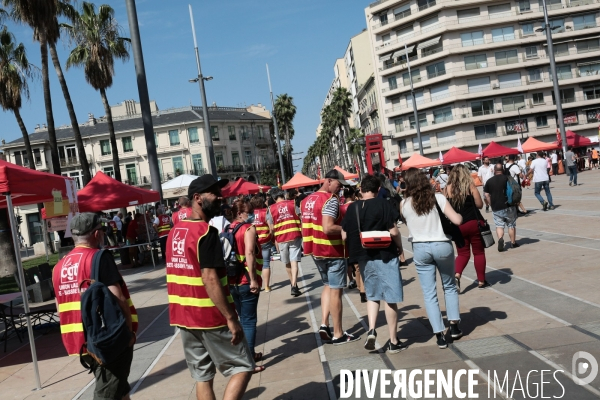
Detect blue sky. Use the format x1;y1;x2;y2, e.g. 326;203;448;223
0;0;369;173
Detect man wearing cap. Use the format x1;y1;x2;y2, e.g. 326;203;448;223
53;213;137;400
165;175;262;400
300;170;360;345
268;188;303;296
172;196;192;225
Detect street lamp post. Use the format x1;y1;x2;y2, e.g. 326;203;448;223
405;43;424;156
189;5;217;179
517;105;526;141
266;64;287;183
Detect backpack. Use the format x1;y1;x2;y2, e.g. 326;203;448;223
220;223;250;278
505;175;522;206
80;250;132;368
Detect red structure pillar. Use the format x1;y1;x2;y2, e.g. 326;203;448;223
365;134;386;175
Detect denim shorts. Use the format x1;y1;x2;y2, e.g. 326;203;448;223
313;257;347;289
279;237;302;264
492;206;517;229
261;242;275;269
358;257;403;303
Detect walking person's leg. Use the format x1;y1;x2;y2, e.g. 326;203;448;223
534;182;545;205
432;242;461;337
493;211;507;252
572;166;578;185
261;244;272;291
454;222;473;289
413;243;445;334
468;222;488;285
542;181;554;208
568;166;575;184
238;285;260;360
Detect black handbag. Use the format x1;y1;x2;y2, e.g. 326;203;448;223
434;201;465;248
474;207;495;248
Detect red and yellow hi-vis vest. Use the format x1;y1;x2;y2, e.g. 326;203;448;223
269;200;301;243
108;220;118;234
300;191;345;258
230;221;263;286
339;201;353;259
156;215;172;238
52;246;138;356
166;220;235;329
172;207;192;225
253;208;273;246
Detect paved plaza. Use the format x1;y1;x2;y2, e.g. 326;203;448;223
2;170;600;399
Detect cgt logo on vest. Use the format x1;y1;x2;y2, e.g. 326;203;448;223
60;253;83;284
277;204;293;221
172;228;189;257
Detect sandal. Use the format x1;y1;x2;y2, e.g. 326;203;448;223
253;352;263;362
455;275;461;292
253;365;265;374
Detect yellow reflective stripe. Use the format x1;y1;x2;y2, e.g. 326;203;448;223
168;294;233;307
257;233;270;238
157;226;171;232
275;227;301;236
245;266;262;276
302;223;324;232
60;323;84;334
257;259;263;265
58;302;80;313
274;220;301;229
167;274;228;287
255;226;269;231
127;298;134;307
131;314;138;322
302;236;343;246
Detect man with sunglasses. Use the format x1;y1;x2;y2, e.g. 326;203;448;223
53;213;137;400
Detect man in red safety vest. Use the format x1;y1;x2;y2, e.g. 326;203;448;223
153;208;172;261
172;196;192;225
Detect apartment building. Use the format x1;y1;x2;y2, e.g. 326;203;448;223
365;0;600;168
345;30;376;130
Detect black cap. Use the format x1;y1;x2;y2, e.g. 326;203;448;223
187;175;229;199
324;169;352;186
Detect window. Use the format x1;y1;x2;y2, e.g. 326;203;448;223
467;77;490;93
103;166;114;178
488;3;512;18
498;72;522;89
576;39;600;54
172;156;183;175
257;125;265;139
406;91;424;105
122;136;133;152
382;33;390;44
583;85;600;100
69;172;82;190
14;152;22;166
188;127;199;143
555;65;573;80
100;139;111;156
379;12;388;25
211;126;219;141
388;76;398;90
554;43;569;57
528;68;542;82
169;129;180;146
436;130;455;145
505;119;528;135
573;14;596;31
579;62;600;76
464;54;487;70
154;132;159;147
398;139;407;153
471;100;495;116
518;0;531;12
408;113;428;129
394;118;404;133
421;15;439;30
495;49;518;65
412;134;431;149
501;95;526;111
457;8;480;23
244;150;252;165
426;61;446;78
547;0;562;9
461;31;484;47
402;68;421;85
126;164;137;185
394;4;411;19
547;18;565;33
417;0;436;11
215;152;224;167
192;154;203;174
586;108;600;123
433;107;453;124
396;26;413;39
430;84;449;101
521;23;534;36
533;92;545;104
474;123;497;140
240;126;249;140
525;46;538;59
536;116;548;127
491;26;515;42
228;126;236;140
33;148;41;165
555;88;575;103
232;151;240;166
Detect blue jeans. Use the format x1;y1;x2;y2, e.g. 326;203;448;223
534;181;554;206
261;242;274;270
568;165;578;185
412;241;460;333
230;285;259;355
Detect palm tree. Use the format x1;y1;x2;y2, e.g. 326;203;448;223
0;27;36;169
4;0;62;175
330;87;353;169
346;128;365;177
274;93;296;175
62;2;129;182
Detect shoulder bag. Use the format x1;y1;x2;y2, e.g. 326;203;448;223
471;197;495;248
355;201;392;249
434;199;465;248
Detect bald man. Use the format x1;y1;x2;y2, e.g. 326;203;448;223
172;196;192;225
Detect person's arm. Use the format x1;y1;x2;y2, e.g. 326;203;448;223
322;215;342;235
341;229;347;241
97;252;133;334
443;200;463;226
202;268;244;344
244;226;259;293
389;225;403;253
470;184;484;209
107;283;133;334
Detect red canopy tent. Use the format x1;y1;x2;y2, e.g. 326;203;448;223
442;147;479;164
282;172;320;190
482;141;520;158
401;153;441;170
334;166;359;179
565;130;593;147
221;178;263;197
522;137;560;153
77;171;160;212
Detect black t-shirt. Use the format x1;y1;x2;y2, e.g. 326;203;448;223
198;226;226;269
341;198;399;263
451;194;479;224
98;251;123;287
484;175;509;212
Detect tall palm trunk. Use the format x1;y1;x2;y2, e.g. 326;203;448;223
13;108;35;170
0;209;17;278
100;88;122;182
284;127;292;175
41;39;60;175
49;42;91;185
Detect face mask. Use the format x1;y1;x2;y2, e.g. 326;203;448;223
245;214;255;224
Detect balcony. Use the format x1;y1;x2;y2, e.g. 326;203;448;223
59;157;79;167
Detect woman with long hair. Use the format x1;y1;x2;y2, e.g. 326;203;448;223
446;164;489;290
400;168;463;349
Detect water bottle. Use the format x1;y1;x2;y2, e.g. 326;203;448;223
34;274;40;283
126;239;130;246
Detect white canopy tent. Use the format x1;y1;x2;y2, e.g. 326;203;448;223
161;174;199;199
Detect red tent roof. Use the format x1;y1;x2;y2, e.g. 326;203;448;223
77;171;160;212
522;137;560;153
442;147;479;164
222;178;263;197
334;166;359;179
482;141;520;158
0;160;73;208
566;130;593;147
401;153;441;170
282;172;320;190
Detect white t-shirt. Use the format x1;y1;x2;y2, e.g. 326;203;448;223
401;194;450;243
551;153;558;164
209;216;231;234
518;159;526;170
435;174;449;189
530;158;550;183
478;165;494;185
112;215;122;230
505;162;521;180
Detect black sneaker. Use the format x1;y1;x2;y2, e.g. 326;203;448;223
543;201;548;211
360;293;367;303
548;205;555;210
511;242;520;248
455;276;461;292
485;205;490;213
449;324;463;340
478;280;491;289
319;325;332;341
332;332;360;346
348;279;357;290
436;332;448;349
388;337;408;354
498;237;505;252
364;329;377;350
291;285;301;297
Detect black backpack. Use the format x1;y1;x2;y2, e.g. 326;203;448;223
79;250;132;368
220;223;250;278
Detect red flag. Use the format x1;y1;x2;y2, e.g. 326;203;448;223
354;161;359;174
276;173;281;188
556;128;563;148
398;151;403;167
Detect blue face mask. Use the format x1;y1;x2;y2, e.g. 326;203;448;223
245;214;255;224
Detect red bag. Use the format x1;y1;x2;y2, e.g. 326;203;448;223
355;202;392;249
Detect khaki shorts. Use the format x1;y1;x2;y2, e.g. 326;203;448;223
180;327;255;382
278;237;303;264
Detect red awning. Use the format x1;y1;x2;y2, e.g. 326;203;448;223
334;166;359;180
221;178;263;197
401;154;441;170
442;147;480;164
482;141;520;158
77;171;160;212
566;130;593;147
282;172;320;190
522;137;560;153
0;160;73;208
